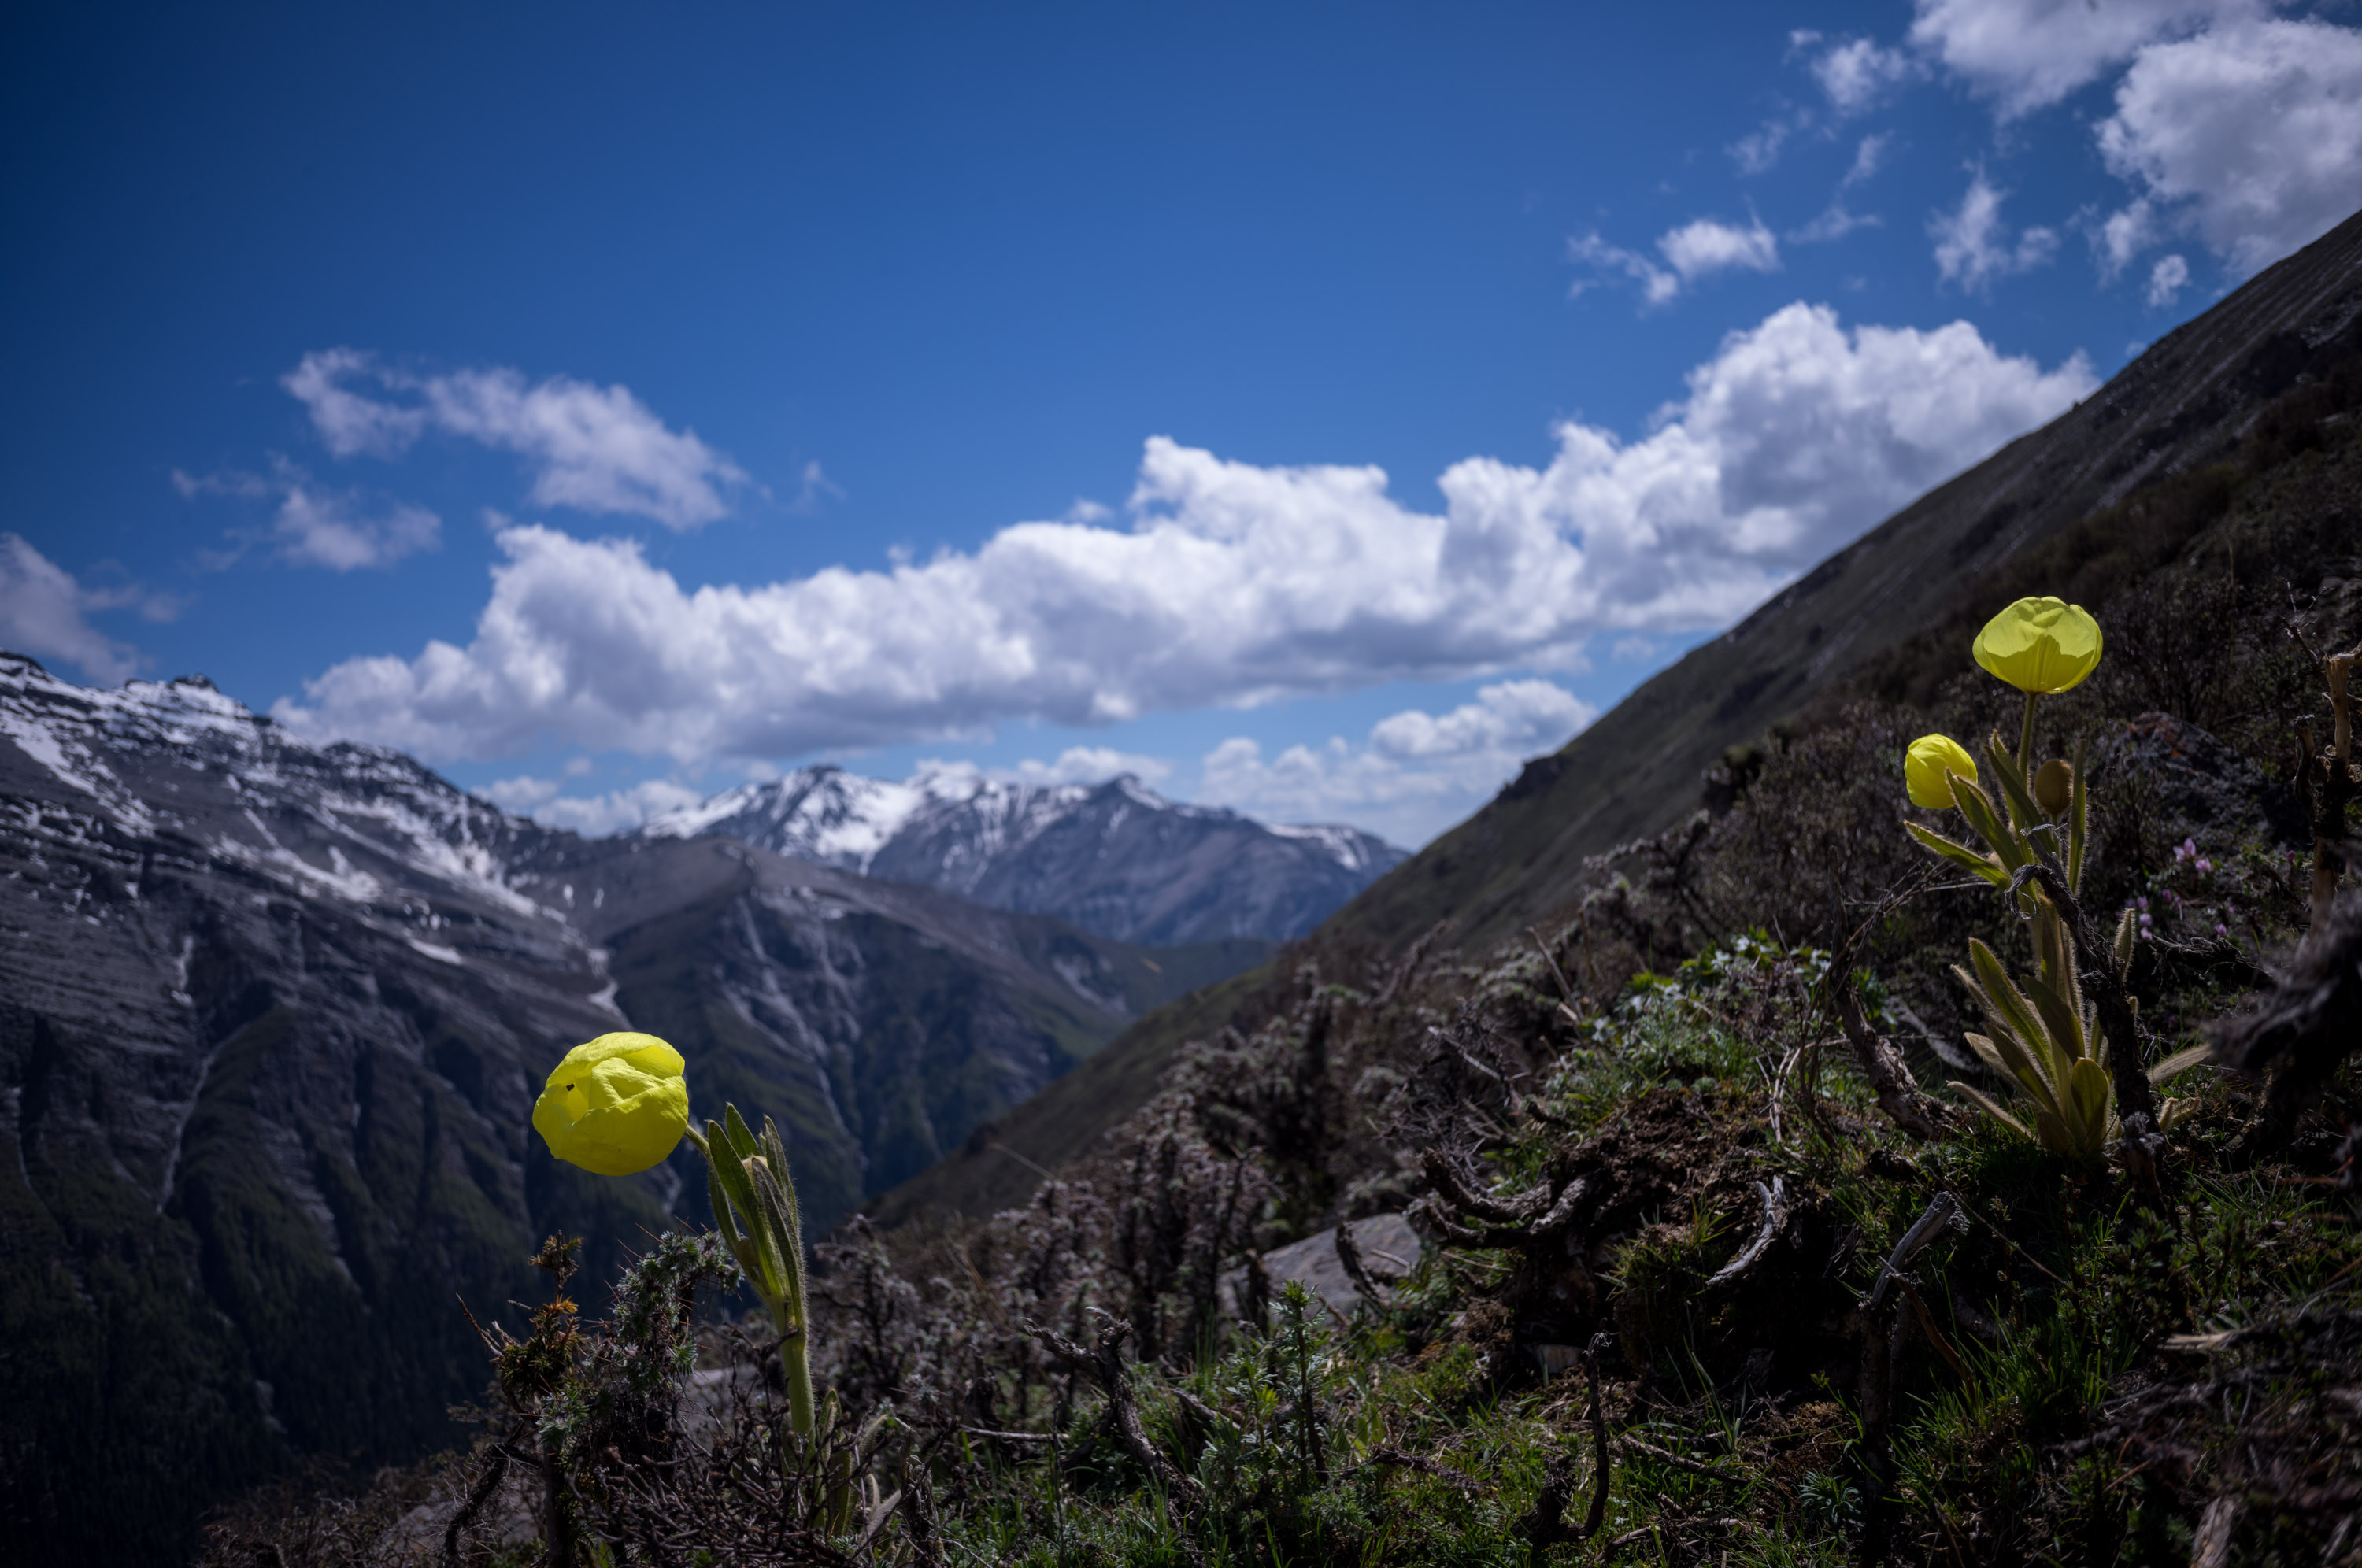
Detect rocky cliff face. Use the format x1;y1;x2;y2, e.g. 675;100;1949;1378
638;765;1405;945
0;658;1259;1559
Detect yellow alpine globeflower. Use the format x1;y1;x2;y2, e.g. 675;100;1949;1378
532;1032;690;1175
1972;597;2104;694
1905;734;1980;809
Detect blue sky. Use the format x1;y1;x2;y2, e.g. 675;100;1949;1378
6;2;2358;847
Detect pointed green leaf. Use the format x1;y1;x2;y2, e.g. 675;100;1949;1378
2113;908;2139;982
2148;1042;2214;1084
2068;1055;2111;1137
1982;730;2041;838
2021;970;2088;1068
1949;1081;2033;1141
1951;778;2028;869
1961;1031;2012;1078
1905;822;2011;884
1968;941;2058;1100
723;1104;760;1163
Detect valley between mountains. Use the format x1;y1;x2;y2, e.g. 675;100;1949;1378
12;206;2362;1566
0;668;1393;1554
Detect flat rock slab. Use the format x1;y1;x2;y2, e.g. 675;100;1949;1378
1227;1213;1423;1318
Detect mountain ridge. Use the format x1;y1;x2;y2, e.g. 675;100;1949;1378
0;653;1258;1559
634;764;1405;945
868;202;2362;1230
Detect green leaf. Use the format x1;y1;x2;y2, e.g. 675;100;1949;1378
1982;730;2042;838
1905;822;2009;884
1968;941;2059;1101
2148;1042;2214;1084
1951;778;2028;870
2067;1056;2111;1145
2021;970;2089;1068
1949;1080;2033;1142
1961;1030;2012;1078
723;1104;760;1163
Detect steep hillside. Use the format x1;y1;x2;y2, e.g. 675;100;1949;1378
639;765;1404;944
1327;209;2362;960
871;204;2362;1227
0;659;1256;1560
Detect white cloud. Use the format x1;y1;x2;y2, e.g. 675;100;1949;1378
1791;204;1879;245
274;302;2094;767
1572;216;1779;304
999;746;1175;787
1659;217;1781;282
1728;117;1795;176
481;774;705;836
1810;37;1924;115
1845;134;1894;189
2096;18;2362;276
283;349;746;531
1199;680;1597;847
1908;0;2267;117
0;534;141;682
176;460;442;571
2145;253;2193;307
1931;172;2060;293
786;460;845;516
1568;234;1680;305
2090;197;2160;279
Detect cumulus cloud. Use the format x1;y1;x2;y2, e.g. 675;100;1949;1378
2145;253;2193;308
176;460;441;571
1199;680;1597;847
2095;18;2362;276
1809;35;1924;114
0;534;142;682
274;302;2095;767
1572;217;1779;304
480;774;705;837
283;349;747;531
1908;0;2267;117
1931;172;2060;293
1001;746;1175;787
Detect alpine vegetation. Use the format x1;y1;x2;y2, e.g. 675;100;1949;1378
204;383;2362;1566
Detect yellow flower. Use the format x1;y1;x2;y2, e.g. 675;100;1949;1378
1906;734;1979;809
532;1032;689;1175
1972;597;2104;694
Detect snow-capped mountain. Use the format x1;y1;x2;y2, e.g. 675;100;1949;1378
0;653;1269;1552
637;764;1407;945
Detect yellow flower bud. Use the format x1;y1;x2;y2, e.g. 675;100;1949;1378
1906;734;1979;809
2031;757;2074;817
532;1032;689;1175
1971;597;2103;695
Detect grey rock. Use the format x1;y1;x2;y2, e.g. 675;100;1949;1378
1228;1213;1423;1318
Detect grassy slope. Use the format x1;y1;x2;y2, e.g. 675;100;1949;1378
1328;208;2362;961
864;963;1275;1226
864;209;2362;1230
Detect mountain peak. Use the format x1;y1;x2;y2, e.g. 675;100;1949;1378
637;764;1405;944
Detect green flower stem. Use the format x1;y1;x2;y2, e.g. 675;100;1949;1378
2016;690;2039;775
685;1113;817;1437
